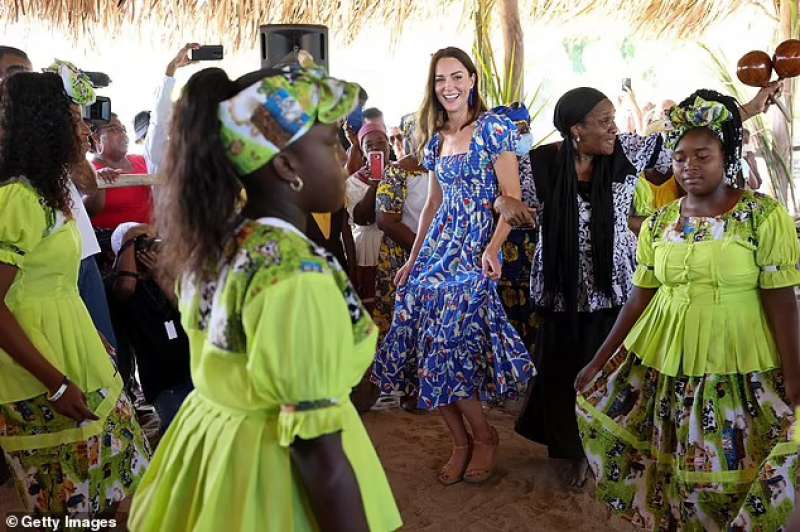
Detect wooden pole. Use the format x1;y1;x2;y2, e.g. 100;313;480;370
498;0;524;102
773;0;798;212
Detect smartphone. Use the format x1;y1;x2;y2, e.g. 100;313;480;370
346;104;364;136
83;95;111;124
190;45;224;61
368;151;384;181
622;77;632;93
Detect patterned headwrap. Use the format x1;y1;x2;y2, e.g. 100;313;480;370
663;92;743;186
43;60;96;106
663;96;733;150
218;63;362;175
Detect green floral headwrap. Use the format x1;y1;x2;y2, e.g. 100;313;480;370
43;59;96;106
663;92;744;186
663;96;732;151
219;63;363;175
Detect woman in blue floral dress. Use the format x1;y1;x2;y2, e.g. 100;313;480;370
372;47;533;486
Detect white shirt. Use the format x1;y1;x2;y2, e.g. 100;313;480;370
67;180;101;259
344;175;383;267
401;172;429;233
144;76;176;176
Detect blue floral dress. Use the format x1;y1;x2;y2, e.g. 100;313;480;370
372;113;534;410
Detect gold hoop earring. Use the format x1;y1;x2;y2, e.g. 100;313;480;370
290;176;304;192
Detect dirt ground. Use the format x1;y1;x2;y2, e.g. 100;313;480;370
0;403;636;531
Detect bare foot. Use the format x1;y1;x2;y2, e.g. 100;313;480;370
566;458;590;489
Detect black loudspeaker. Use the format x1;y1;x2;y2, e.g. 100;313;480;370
260;24;329;70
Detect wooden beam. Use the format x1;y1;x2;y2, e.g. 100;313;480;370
499;0;524;101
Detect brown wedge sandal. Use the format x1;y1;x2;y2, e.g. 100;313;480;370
463;426;499;483
437;437;473;486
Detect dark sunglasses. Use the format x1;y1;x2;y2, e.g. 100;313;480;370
389;134;404;142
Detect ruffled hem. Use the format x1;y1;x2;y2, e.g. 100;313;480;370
623;288;781;377
760;266;800;289
373;273;534;409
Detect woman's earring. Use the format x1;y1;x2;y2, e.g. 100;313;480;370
290;175;304;192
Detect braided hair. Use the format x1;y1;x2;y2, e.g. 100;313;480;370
673;89;744;187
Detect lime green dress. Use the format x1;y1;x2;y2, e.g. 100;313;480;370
0;179;149;514
129;217;402;532
577;191;800;530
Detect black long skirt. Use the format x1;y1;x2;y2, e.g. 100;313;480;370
515;307;620;459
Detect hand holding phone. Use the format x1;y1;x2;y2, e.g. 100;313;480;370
621;78;632;93
189;45;224;61
368;151;384;182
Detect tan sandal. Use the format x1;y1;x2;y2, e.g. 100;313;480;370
463;426;499;483
437;437;472;486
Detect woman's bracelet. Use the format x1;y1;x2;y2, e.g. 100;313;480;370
47;376;70;402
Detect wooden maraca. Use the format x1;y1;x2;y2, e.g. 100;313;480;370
736;48;789;119
773;39;800;78
736;51;773;87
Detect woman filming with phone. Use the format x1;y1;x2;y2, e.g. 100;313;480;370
344;121;391;308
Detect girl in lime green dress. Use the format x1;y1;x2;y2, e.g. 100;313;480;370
0;71;149;515
128;64;402;531
575;90;800;530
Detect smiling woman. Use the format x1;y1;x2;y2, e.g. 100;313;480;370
501;86;674;488
372;46;533;487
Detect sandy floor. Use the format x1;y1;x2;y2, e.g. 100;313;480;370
0;404;635;531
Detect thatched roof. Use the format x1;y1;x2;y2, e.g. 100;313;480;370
0;0;763;50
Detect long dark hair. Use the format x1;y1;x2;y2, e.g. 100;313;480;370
156;68;243;281
0;72;79;214
157;67;283;282
415;47;487;159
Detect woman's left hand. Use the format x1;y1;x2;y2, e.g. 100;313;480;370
481;247;502;281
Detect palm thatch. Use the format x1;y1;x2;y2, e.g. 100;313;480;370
0;0;762;51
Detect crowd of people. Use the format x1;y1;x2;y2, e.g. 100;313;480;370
0;38;798;532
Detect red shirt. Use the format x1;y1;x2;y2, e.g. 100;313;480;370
90;154;153;230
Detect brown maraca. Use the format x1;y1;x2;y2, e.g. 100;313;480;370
773;39;800;78
736;49;789;120
736;50;773;87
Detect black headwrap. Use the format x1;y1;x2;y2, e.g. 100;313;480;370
537;87;635;314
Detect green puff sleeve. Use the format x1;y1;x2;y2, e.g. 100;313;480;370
633;215;660;288
757;203;800;289
0;182;48;269
633;174;655;218
243;271;375;447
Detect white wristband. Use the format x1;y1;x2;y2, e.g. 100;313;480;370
47;379;69;402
